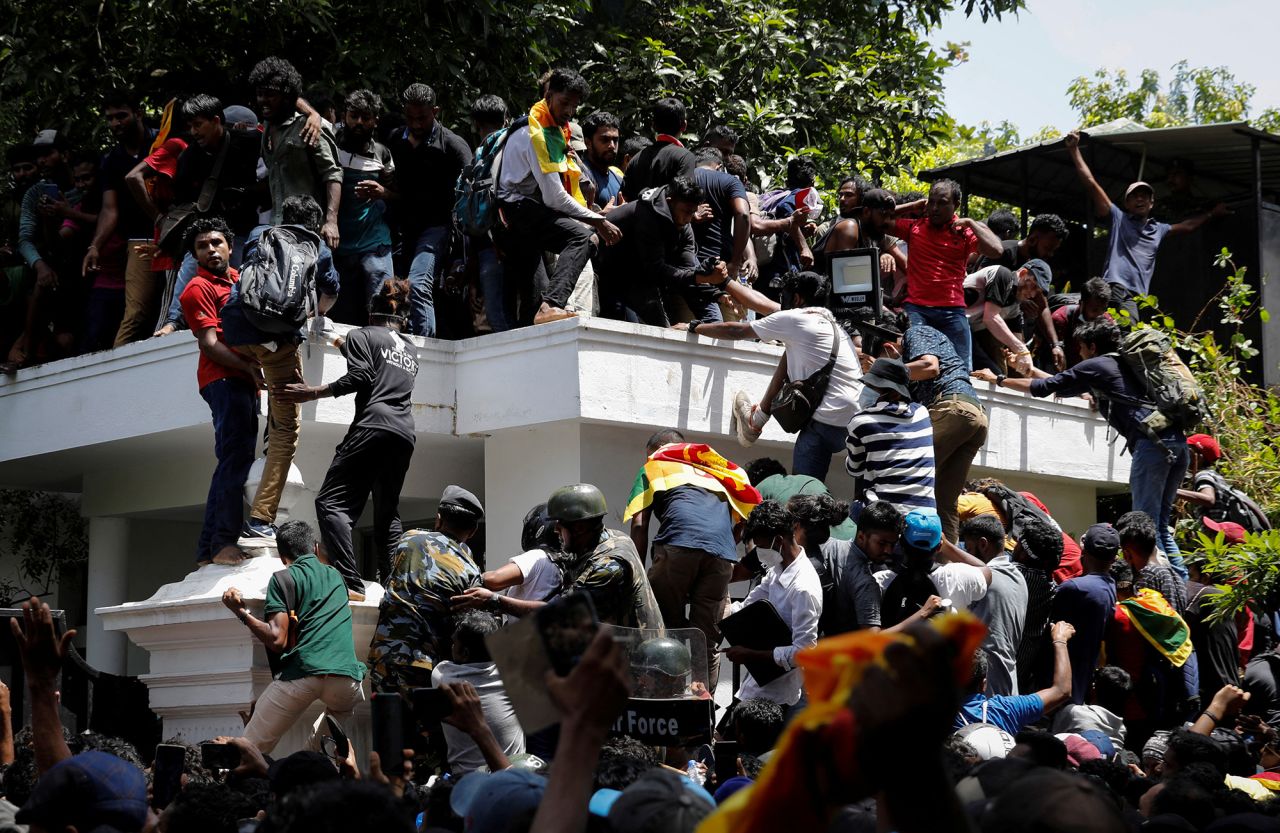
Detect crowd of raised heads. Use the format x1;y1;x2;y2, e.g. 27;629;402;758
0;55;1261;833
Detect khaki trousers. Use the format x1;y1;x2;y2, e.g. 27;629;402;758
239;343;303;523
929;397;989;543
648;544;734;689
242;674;365;754
113;241;160;346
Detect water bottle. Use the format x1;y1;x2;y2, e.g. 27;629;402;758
686;759;705;786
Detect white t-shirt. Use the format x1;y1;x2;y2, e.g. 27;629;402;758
430;661;526;775
874;562;989;611
749;308;863;428
505;549;561;604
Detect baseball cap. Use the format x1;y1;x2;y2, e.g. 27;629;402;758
902;510;943;551
1080;523;1121;561
1187;433;1222;463
17;750;149;831
450;769;546;832
222;105;259;129
33;128;64;150
440;484;485;518
1056;733;1103;767
569;121;587;153
713;775;753;805
1203;516;1247;545
1079;729;1117;759
1125;181;1154;198
607;769;715;833
1020;259;1053;295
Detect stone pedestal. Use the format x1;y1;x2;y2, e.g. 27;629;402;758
97;557;382;756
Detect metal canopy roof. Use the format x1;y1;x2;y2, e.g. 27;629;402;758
919;121;1280;222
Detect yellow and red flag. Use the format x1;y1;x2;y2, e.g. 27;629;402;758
623;443;761;523
1120;588;1193;668
527;99;585;205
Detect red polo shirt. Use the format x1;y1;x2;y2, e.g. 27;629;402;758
895;217;979;308
179;265;244;390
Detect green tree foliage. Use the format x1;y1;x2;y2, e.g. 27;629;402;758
0;489;88;605
1130;251;1280;622
0;0;1023;188
1067;60;1280;130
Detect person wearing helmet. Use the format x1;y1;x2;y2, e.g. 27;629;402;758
1177;433;1270;532
631;636;693;699
877;510;990;630
451;503;563;621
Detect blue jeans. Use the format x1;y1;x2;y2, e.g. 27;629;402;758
197;378;258;562
166;235;247;327
904;303;972;371
477;245;510;332
406;225;451;337
1131;432;1190;568
793;419;849;482
334;246;395;327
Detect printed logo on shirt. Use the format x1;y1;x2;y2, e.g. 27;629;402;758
381;346;418;375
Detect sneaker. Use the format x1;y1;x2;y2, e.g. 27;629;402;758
240;518;277;542
731;390;761;447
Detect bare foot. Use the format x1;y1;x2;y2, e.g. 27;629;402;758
212;545;248;566
153;323;176;337
347;590;367;602
532;303;578;326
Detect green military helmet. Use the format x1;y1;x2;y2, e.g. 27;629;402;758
547;483;608;523
633;636;692;678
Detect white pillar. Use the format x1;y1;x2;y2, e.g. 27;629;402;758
85;517;130;674
483;422;583;565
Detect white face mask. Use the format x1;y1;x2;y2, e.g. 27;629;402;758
756;538;784;570
858;386;881;410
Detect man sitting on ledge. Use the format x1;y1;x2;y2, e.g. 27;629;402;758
221;519;366;753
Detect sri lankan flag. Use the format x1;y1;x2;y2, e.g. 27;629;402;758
527;99;585;205
697;614;988;833
1120;588;1193;668
623;443;762;523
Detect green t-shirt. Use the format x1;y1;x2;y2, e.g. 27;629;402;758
264;554;365;682
756;473;857;541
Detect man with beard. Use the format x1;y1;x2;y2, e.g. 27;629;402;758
179;216;263;566
331;89;396;327
385;82;471;337
819;187;905;293
579;110;623;211
454;484;663;629
82;89;160;347
155;96;264;336
250;57;342;248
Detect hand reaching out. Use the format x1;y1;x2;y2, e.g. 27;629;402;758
10;597;75;689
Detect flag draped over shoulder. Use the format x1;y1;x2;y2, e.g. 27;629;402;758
696;615;987;833
1120;588;1193;668
527;99;585;205
623;443;762;523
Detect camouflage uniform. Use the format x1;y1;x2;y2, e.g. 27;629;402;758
368;529;481;698
558;529;664;630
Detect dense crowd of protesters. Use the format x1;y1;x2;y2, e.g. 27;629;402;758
0;55;1268;833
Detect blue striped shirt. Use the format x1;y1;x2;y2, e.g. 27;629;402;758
845;401;937;514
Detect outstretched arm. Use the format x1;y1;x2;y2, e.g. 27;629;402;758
1170;203;1230;236
1065;131;1112;219
1032;621;1075;714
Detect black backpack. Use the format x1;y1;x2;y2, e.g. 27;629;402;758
1198;469;1271;532
238;225;322;334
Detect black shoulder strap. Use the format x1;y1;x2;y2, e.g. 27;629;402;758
272;567;297;613
821;318;840;369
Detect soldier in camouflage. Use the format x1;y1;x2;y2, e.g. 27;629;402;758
368;485;485;698
549;483;664;630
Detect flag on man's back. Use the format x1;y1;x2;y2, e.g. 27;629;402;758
1120;588;1193;668
624;443;762;523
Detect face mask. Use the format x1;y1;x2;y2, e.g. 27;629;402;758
858;386;880;410
756;538;784;570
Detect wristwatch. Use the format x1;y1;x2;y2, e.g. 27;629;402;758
994;374;1007;387
486;593;503;613
689;321;700;335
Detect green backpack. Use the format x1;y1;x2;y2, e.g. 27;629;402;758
1107;328;1212;435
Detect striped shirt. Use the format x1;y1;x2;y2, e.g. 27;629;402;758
845;400;936;514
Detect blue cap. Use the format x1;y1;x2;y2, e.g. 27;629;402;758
17;750;148;829
1080;729;1116;759
590;788;623;817
713;775;754;804
450;769;547;832
902;510;943;551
